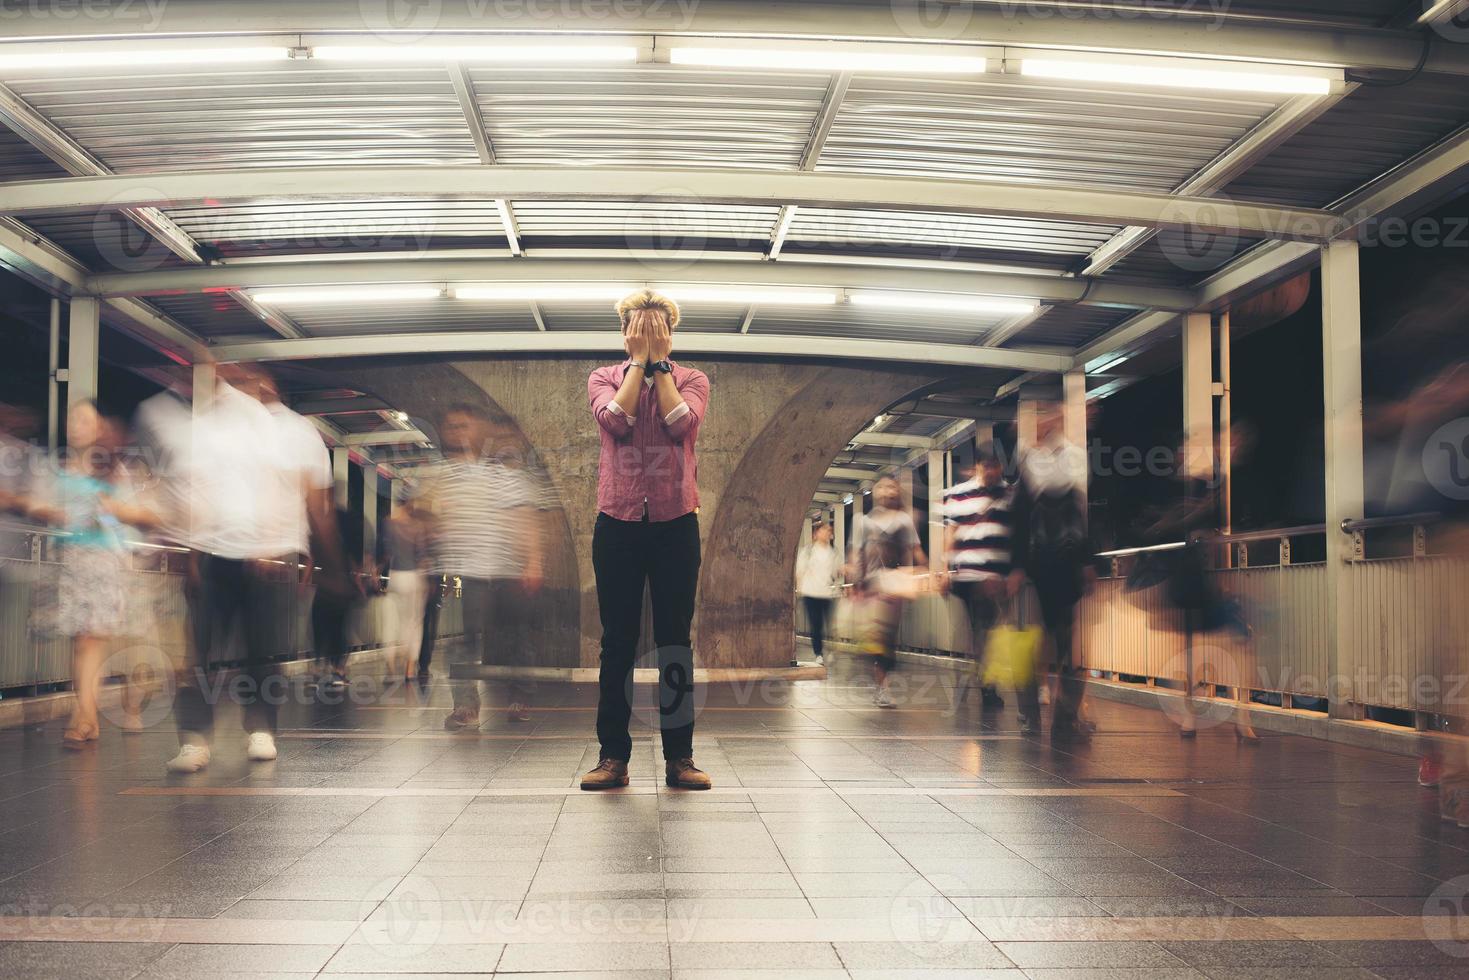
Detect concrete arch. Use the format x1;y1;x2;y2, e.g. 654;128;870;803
319;358;584;668
696;364;960;668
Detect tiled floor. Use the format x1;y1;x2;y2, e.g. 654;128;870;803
1;649;1467;978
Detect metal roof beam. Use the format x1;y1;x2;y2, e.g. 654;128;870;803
208;331;1072;374
4;1;1465;76
1332;125;1469;240
85;256;1198;312
5;167;1342;242
1079;87;1353;277
0;217;208;361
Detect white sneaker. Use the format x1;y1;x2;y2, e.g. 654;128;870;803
165;743;211;773
875;688;896;709
246;732;277;761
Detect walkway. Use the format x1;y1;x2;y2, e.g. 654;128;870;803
0;655;1464;978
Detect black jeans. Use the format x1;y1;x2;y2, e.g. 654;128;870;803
179;554;284;737
592;511;700;762
802;596;832;659
418;576;442;673
952;580;1000;693
450;575;536;710
311;588;353;673
1018;578;1085;730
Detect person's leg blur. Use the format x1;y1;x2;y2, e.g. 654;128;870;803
239;559;283;735
647;513;700;761
175;552;217;740
804;596;829;660
593;514;650;763
451;576;490;713
418;577;441;674
1040;590;1083;731
389;571;426;675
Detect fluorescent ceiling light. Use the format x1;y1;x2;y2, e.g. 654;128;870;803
454;285;634;302
849;291;1038;316
659;286;838;306
1021;57;1333;95
312;45;638;64
252;287;442;305
0;46;289;71
670;47;986;74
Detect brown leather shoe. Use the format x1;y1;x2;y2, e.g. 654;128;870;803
580;757;630;790
665;758;712;790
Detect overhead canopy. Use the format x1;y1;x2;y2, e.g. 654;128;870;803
0;0;1465;391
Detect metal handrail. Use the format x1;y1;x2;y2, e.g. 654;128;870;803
1216;523;1326;544
1340;512;1441;533
1095;541;1188;559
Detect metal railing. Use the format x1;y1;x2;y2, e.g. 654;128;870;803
797;512;1465;724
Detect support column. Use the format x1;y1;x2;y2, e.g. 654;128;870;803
191;362;215;415
1016;399;1038;454
972;420;995;455
1218;310;1234;536
331;446;350;511
928;448;946;574
1322;240;1365;720
363;463;380;566
1063;370;1088;503
47;298;61;451
832;501;846;567
64;296;100;420
1182;311;1214;482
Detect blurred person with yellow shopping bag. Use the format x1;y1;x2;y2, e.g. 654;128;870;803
940;444;1024;711
849;475;927;708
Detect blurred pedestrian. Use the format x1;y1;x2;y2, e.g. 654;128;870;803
1013;403;1092;740
851;474;927;709
163;364;343;773
582;289;711;790
384;507;429;680
796;520;841;664
28;400;158;748
412;404;544;731
941;444;1021;710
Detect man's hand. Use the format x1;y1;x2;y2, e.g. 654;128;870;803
624;321;652;363
649;320;672;362
521;561;544;594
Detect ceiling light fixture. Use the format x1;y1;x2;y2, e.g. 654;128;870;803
251;287;443;305
1020;57;1335;95
669;47;987;75
312;44;639;64
848;291;1039;316
659;286;838;306
0;46;290;71
453;285;635;302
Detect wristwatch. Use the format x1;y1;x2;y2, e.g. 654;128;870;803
650;360;674;374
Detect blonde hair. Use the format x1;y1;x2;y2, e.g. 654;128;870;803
616;289;680;331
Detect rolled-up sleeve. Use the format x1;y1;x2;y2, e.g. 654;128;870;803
589;369;633;439
662;370;708;441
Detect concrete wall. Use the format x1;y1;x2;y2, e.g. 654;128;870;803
331;356;957;668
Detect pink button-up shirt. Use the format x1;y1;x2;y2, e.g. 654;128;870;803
588;360;709;522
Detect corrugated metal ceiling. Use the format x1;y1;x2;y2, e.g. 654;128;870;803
819;74;1285;191
3;64;481;172
470;67;830;169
